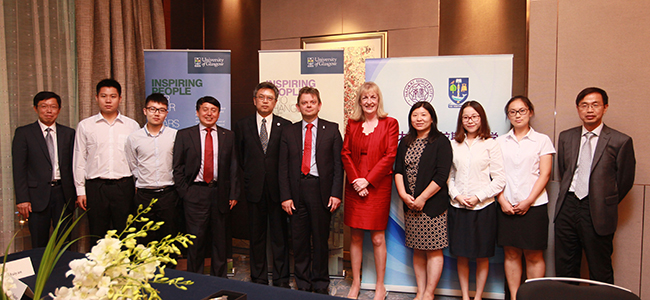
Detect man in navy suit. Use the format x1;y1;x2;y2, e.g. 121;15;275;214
173;96;240;277
279;87;343;294
234;82;291;286
555;87;636;283
12;91;76;248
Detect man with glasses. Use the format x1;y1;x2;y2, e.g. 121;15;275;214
13;91;76;248
234;82;292;287
125;93;178;245
555;87;636;283
73;79;140;245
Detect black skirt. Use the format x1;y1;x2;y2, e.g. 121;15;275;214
497;203;549;250
448;202;497;258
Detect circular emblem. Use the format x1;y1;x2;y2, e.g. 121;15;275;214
403;78;434;105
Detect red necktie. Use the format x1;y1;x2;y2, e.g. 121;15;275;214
204;127;214;183
301;123;314;175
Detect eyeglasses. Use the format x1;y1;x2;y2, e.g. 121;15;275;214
145;107;168;114
507;108;529;117
38;104;59;110
256;95;276;102
578;103;603;110
462;115;480;123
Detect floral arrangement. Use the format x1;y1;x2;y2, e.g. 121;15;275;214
1;199;195;300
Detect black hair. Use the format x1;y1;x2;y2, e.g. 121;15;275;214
402;101;441;147
145;93;169;107
253;82;279;99
96;78;122;96
576;87;608;105
195;96;221;111
33;91;61;108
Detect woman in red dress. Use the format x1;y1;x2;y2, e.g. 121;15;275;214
342;82;399;300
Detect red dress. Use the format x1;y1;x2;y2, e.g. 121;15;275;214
342;117;399;230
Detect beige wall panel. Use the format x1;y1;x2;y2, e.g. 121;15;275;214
554;0;650;184
261;0;343;40
643;186;650;299
261;38;301;50
527;0;558;143
341;0;438;33
612;185;643;294
387;27;439;58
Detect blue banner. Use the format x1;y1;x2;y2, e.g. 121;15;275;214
144;50;232;129
300;50;344;74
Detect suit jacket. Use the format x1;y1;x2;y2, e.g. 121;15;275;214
279;119;343;209
394;135;453;218
234;114;291;203
173;125;240;213
12;121;76;212
341;117;399;186
555;124;635;236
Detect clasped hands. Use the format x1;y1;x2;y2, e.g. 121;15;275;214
398;193;425;211
455;194;480;208
352;178;369;197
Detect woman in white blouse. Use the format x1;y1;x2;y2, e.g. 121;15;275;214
448;100;505;300
496;96;555;300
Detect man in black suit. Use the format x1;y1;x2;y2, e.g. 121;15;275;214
555;87;636;284
234;82;291;286
279;87;343;294
173;96;240;277
12;91;76;248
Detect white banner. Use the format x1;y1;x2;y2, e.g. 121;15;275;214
259;50;344;131
363;55;513;298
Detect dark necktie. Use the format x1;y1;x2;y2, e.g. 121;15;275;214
260;118;268;153
301;123;314;175
204;127;214;183
45;128;55;180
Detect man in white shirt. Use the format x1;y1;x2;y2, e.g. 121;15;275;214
125;93;178;245
73;79;140;245
12;91;76;248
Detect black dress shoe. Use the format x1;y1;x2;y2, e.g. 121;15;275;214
314;288;329;295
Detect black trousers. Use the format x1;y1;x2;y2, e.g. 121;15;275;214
86;177;135;245
247;183;290;285
29;184;73;248
291;177;331;291
134;186;180;246
183;184;228;277
555;192;615;283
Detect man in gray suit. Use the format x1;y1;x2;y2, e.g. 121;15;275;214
555;87;636;284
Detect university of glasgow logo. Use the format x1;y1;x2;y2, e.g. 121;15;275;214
448;78;469;104
194;57;201;67
307;57;315;67
403;78;434;106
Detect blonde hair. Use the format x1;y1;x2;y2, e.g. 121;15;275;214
350;82;388;121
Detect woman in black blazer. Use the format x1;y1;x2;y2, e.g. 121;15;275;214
394;101;452;300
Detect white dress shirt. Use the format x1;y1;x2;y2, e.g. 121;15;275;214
569;123;603;193
256;112;273;141
38;120;60;180
449;136;506;210
497;128;556;206
73;112;140;196
125;125;177;189
194;123;219;182
301;118;319;176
